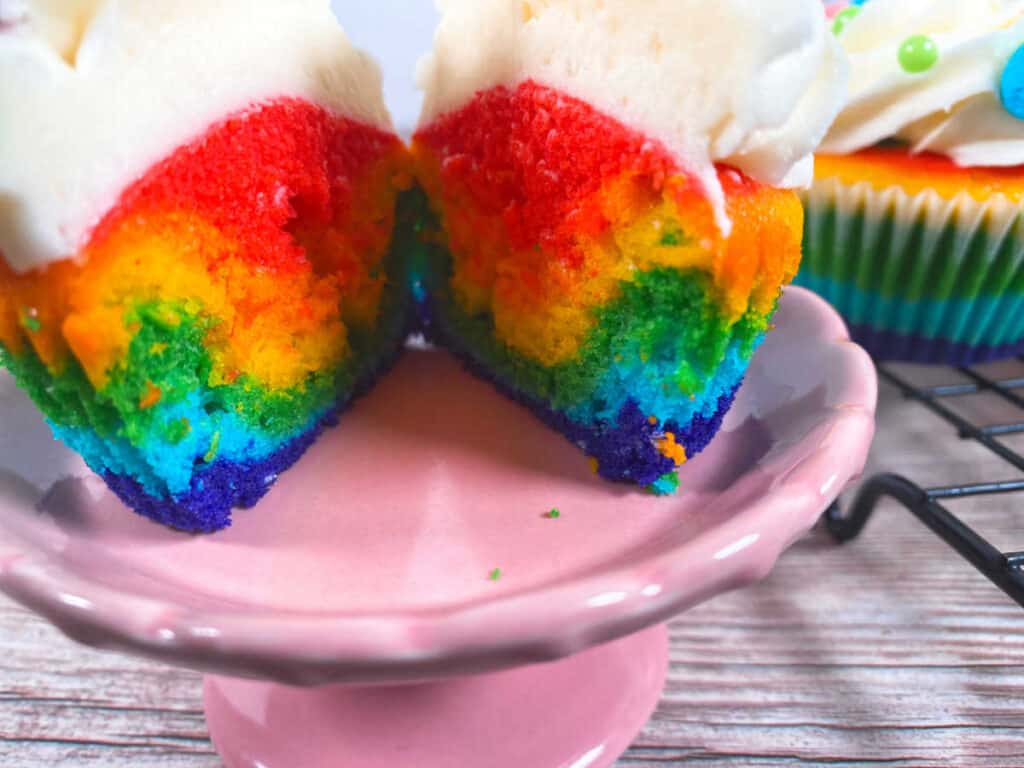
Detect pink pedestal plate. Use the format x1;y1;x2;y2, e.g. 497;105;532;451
0;288;876;767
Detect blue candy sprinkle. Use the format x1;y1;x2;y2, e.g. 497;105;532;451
1000;43;1024;120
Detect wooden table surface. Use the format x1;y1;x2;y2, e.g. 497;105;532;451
2;361;1024;767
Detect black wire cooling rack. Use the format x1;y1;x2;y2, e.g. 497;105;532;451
824;357;1024;608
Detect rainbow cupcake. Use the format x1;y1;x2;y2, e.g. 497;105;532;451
801;1;1024;364
0;1;411;531
412;0;845;493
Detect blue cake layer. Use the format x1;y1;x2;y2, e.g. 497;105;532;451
102;410;338;533
98;298;415;534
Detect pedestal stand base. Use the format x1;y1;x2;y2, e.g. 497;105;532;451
204;624;667;768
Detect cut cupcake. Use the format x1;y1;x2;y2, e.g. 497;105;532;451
801;1;1024;364
412;0;846;492
0;0;411;531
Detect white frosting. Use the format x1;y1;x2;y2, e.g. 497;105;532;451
416;0;848;234
0;0;392;273
821;0;1024;166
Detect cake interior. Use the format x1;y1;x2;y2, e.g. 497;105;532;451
0;99;411;531
412;81;803;492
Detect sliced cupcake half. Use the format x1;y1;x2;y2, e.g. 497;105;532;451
412;0;846;493
0;0;412;531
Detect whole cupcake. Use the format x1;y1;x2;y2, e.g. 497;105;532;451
0;1;411;531
801;0;1024;364
412;0;845;493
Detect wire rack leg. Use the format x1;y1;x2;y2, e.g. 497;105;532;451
825;474;926;542
825;473;1024;607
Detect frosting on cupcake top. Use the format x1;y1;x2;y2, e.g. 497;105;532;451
0;0;392;273
417;0;847;235
821;0;1024;166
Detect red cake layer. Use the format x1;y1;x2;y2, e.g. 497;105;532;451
89;98;402;271
417;81;676;269
414;80;764;272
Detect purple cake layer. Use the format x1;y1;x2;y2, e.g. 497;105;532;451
850;325;1024;367
417;297;739;489
103;410;338;533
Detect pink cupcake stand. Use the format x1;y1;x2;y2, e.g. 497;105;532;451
0;287;876;767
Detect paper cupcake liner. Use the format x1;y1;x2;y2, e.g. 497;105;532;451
797;177;1024;365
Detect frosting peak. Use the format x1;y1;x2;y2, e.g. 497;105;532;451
821;0;1024;166
0;0;101;63
417;0;848;233
0;0;392;273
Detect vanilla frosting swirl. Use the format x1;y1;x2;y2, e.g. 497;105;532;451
821;0;1024;166
0;0;392;273
418;0;848;234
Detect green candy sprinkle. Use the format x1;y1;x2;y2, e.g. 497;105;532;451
546;508;561;519
832;7;859;35
898;34;938;74
489;568;502;582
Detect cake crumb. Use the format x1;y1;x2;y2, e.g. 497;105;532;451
139;381;163;410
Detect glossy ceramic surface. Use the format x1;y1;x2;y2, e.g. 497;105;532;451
204;625;667;768
0;287;876;685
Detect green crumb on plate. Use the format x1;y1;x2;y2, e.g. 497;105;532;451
489;568;502;582
546;508;561;519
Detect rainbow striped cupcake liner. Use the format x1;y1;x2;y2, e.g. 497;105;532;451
798;178;1024;365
